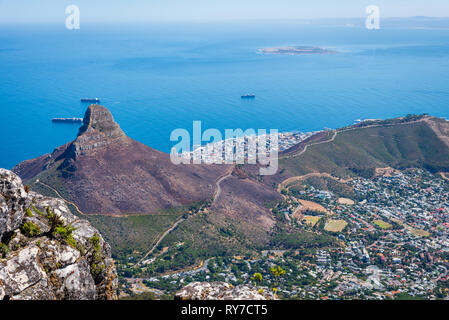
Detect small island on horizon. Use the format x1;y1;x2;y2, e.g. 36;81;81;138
257;46;338;55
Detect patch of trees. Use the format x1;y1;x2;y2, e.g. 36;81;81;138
271;231;337;249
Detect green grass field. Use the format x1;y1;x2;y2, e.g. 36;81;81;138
324;219;347;232
303;215;322;226
374;219;393;230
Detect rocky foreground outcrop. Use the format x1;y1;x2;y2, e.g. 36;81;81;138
0;169;117;300
175;282;275;300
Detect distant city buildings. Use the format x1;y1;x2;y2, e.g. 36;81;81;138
179;131;316;163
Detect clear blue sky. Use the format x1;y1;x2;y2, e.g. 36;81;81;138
0;0;448;23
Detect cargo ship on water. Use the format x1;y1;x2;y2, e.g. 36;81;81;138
241;94;255;99
52;118;83;123
80;98;101;103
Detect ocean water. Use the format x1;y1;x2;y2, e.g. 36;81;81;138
1;18;449;169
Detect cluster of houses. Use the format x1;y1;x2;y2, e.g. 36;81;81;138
263;168;449;299
178;131;315;163
121;167;448;300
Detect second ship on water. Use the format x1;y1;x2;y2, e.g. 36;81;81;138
54;95;254;123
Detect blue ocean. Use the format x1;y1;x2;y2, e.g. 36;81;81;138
1;18;449;169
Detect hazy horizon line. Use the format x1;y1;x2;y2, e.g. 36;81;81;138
1;15;449;25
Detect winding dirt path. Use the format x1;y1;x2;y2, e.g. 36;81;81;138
279;130;337;160
439;172;449;181
280;117;427;161
212;167;234;205
278;172;352;192
37;167;235;267
136;216;186;265
36;180;141;217
278;118;429;189
36;180;86;216
137;167;234;266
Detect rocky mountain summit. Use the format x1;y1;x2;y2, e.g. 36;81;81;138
13;105;229;215
11;104;280;257
67;104;128;159
0;169;117;300
175;282;275;300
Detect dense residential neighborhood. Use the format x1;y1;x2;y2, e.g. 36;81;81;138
118;167;449;300
180;131;316;163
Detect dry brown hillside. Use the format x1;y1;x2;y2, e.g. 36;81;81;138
13;105;230;215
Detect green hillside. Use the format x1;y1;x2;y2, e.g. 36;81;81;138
280;119;449;179
22;115;449;277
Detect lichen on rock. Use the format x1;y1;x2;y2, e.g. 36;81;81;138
0;168;118;300
0;169;30;240
175;282;276;300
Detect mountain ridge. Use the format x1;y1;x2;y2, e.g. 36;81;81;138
13;105;231;215
12;108;449;266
